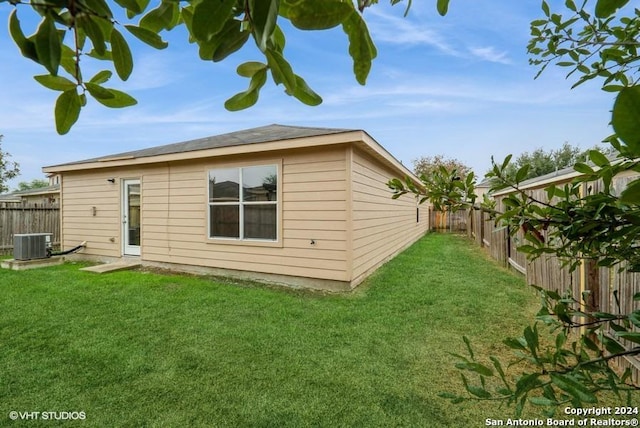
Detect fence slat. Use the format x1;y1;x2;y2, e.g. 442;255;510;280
0;203;60;255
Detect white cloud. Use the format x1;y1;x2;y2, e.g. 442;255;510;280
366;7;460;56
468;46;512;65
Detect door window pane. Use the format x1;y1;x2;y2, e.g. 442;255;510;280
127;184;141;246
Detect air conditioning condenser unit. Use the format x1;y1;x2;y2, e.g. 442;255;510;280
13;233;52;260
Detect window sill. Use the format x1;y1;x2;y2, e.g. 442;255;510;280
205;238;283;248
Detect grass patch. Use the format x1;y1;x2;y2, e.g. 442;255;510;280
0;234;558;426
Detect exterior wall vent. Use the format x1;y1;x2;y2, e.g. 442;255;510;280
13;233;52;260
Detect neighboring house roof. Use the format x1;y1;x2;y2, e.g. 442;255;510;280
491;155;624;197
10;184;60;197
0;194;20;202
43;124;419;183
0;184;60;201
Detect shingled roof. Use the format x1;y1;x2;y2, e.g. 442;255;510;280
53;124;354;167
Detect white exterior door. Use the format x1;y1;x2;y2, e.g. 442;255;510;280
122;179;141;256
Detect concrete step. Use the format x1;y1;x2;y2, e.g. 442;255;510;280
80;260;141;273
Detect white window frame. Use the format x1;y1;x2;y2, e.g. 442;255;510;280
207;164;279;242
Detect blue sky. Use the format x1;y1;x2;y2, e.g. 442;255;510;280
0;1;615;189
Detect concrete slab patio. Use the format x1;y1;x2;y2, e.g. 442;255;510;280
1;257;65;271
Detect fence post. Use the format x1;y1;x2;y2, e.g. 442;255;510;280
584;259;600;312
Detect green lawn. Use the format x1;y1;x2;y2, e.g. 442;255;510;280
1;234;541;427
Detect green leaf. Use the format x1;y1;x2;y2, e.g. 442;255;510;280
541;0;550;17
436;0;449;16
588;150;610;167
237;61;267;78
35;14;61;75
438;392;465;404
515;373;541;396
225;89;259;112
59;45;78;77
110;29;133;80
616;311;636;330
550;373;598;403
192;0;235;42
530;396;557;406
582;335;600;352
595;0;629;18
616;332;640;344
500;155;513;171
289;74;322;106
212;20;250;62
85;82;115;100
574;162;595;174
270;24;286;52
504;337;527;350
9;10;39;63
249;0;279;52
342;10;377;85
523;326;539;357
140;1;179;32
515;164;530;183
92;88;137;108
266;48;297;92
77;14;107;56
124;25;168;49
282;0;352;30
612;86;640;154
462;336;475;360
34;74;76;91
55;89;81;134
455;362;494;377
565;0;577;11
601;335;626;354
225;68;267;111
461;375;491;398
490;357;509;388
81;0;113;19
113;0;143;16
603;85;625;92
620;179;640;204
134;0;151;17
89;70;112;84
555;331;567;349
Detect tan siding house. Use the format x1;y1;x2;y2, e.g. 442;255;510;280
44;125;428;290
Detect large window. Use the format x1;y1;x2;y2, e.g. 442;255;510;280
208;165;278;241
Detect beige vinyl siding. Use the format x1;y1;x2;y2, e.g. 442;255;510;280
60;169;123;257
350;147;428;282
134;148;349;282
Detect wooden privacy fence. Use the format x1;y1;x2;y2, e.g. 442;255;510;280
429;209;468;232
464;173;640;384
0;203;60;255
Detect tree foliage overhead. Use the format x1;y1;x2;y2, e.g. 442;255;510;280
413;154;472;182
2;0;406;134
16;178;50;191
496;142;618;182
0;135;21;194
